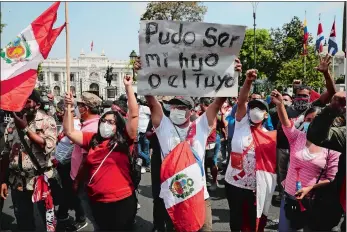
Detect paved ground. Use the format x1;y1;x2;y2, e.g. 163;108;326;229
0;171;280;232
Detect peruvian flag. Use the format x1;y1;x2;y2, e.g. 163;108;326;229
0;2;65;112
160;140;205;232
315;20;324;53
91;40;93;51
252;128;277;232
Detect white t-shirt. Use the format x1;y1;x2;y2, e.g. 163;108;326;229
138;105;151;133
225;115;267;191
155;113;211;199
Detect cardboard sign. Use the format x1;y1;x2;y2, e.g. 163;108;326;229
138;20;246;97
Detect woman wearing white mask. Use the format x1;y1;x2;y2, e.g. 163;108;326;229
62;75;139;231
225;69;277;231
271;90;340;231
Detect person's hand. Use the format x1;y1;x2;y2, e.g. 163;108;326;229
1;183;8;200
234;58;242;73
64;92;74;107
271;89;284;106
123;74;133;87
133;57;141;74
12;112;28;130
295;186;313;200
315;54;331;74
245;69;258;82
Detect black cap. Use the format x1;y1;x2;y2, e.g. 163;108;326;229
119;94;128;101
248;99;269;112
168;96;194;110
200;97;213;106
28;89;42;104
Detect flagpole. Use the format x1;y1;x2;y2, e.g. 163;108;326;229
304;10;307;79
65;2;71;115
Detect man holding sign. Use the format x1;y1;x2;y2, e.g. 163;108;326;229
135;57;242;231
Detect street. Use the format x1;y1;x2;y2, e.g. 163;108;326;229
1;172;280;232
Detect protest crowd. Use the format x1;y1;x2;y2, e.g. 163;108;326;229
0;2;346;232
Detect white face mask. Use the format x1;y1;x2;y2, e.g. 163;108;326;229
170;108;188;125
99;122;115;139
249;107;266;124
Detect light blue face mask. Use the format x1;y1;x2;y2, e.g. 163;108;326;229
44;104;50;110
303;122;310;133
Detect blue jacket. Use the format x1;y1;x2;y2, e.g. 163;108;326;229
226;104;274;139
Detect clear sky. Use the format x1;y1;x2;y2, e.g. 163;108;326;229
1;1;344;60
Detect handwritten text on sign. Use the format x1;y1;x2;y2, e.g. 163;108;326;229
138;20;246;97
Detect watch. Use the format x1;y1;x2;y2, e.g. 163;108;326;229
22;127;29;134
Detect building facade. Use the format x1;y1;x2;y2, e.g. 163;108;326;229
37;49;136;100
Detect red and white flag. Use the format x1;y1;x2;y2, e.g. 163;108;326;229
0;2;65;112
91;40;93;51
160;141;205;232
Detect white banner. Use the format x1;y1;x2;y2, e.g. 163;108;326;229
138;20;246;97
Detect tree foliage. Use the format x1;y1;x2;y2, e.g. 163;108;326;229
0;12;6;34
239;16;324;91
276;46;324;90
141;2;207;22
238;29;275;85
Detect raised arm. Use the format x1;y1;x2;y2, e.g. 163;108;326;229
235;69;257;122
134;56;163;128
315;54;337;105
271;90;291;128
63;92;83;146
124;75;139;140
207;59;242;126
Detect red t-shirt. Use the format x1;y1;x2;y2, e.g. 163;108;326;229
82;132;134;203
198;111;217;144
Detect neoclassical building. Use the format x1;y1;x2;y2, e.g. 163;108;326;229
37;49;136;100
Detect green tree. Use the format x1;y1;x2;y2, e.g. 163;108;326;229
141;2;207;21
0;12;6;34
276;46;324;89
238;29;275;85
266;16;317;86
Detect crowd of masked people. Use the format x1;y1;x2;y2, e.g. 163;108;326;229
0;54;345;232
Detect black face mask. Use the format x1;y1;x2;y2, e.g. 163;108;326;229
293;99;309;111
22;107;37;117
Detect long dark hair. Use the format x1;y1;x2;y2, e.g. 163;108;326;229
89;111;129;154
304;106;321;118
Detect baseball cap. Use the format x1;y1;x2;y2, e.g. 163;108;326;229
200;97;213;106
76;92;102;108
248;99;269;113
168;96;194;110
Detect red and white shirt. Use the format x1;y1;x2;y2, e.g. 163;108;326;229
225;115;267;190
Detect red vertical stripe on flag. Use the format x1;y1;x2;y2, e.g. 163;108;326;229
31;2;63;59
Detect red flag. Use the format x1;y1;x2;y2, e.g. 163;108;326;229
91;40;93;51
0;2;65;112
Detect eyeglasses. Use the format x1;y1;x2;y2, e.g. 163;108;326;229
100;118;116;125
